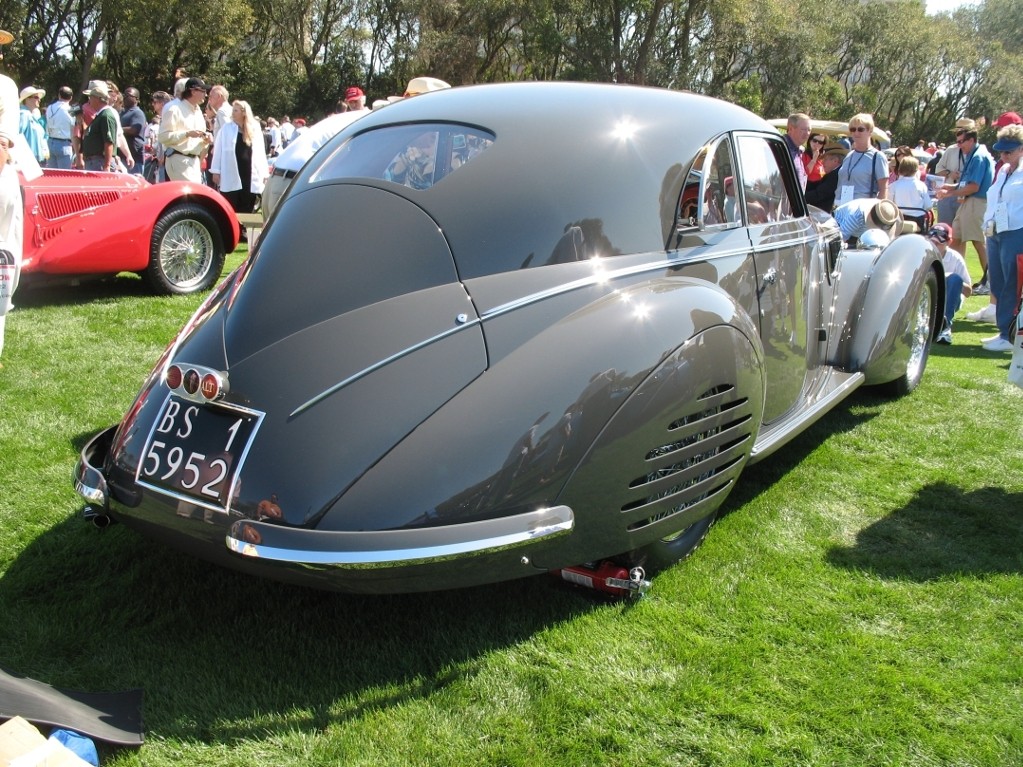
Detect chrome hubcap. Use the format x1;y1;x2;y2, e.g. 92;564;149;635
160;220;214;288
906;282;933;381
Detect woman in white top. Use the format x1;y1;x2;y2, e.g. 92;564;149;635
981;124;1023;351
210;100;268;213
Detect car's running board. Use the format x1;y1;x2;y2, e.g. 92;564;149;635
749;370;865;463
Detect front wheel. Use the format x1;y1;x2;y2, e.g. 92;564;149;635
144;203;225;295
885;267;938;396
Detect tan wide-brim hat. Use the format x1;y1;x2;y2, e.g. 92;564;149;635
0;30;13;46
952;118;976;133
404;77;451;97
822;142;849;158
868;199;904;239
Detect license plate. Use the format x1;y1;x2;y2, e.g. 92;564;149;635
137;394;264;513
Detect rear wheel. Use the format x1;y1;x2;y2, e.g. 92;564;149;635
886;267;937;396
619;511;718;576
144;203;225;295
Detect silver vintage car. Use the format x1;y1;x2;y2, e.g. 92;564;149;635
76;83;942;594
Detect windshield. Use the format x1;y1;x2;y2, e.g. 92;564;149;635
311;123;495;191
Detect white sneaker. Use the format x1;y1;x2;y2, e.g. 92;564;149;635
981;334;1002;343
982;337;1013;352
966;304;996;322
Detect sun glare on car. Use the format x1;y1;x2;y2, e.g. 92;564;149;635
611;118;639;142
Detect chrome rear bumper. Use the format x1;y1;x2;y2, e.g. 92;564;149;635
226;505;575;569
74;426;116;507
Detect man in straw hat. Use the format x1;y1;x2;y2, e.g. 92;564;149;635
403;77;451;97
833;197;903;246
935;117;995;294
805;142;849;212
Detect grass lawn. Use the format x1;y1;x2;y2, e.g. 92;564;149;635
0;245;1020;767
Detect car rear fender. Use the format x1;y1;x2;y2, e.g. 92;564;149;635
323;277;763;555
830;234;943;384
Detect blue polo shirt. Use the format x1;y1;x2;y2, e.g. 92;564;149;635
959;144;995;198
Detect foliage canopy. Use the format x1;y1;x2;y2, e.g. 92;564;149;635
1;0;1021;143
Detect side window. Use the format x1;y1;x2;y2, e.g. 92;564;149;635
675;138;741;230
705;140;740;227
735;135;799;224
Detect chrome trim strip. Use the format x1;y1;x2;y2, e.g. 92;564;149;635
289;318;482;417
290;231;819;416
480;249;751;320
750;370;864;462
225;505;575;568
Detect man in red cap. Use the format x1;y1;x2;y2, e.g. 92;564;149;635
344;86;368;112
993;111;1022;129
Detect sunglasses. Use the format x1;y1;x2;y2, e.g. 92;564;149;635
810;138;825;145
848;126;868;133
927;229;949;242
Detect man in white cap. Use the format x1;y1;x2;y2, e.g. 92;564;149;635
372;77;451;110
80;82;118;171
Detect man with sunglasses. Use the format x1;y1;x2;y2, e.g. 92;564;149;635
936;118;995;295
934;121;969;226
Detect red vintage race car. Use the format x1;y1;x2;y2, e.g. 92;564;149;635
20;169;240;295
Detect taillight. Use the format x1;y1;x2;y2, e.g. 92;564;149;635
165;364;183;389
183;368;200;395
200;373;221;400
165;363;228;402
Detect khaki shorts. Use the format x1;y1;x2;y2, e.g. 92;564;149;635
165;153;203;184
952;195;986;242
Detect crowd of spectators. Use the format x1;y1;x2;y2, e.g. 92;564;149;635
0;36;452;361
788;109;1023;352
11;70;449;219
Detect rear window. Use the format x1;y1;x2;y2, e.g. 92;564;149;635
311;123;495;191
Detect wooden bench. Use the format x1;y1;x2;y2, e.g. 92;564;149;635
236;212;263;247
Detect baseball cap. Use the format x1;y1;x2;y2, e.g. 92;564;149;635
184;77;209;93
927;223;953;243
993;112;1022;128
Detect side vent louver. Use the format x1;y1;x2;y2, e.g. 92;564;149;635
621;383;754;531
37;191;123;221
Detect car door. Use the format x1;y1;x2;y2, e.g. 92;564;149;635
733;133;823;423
